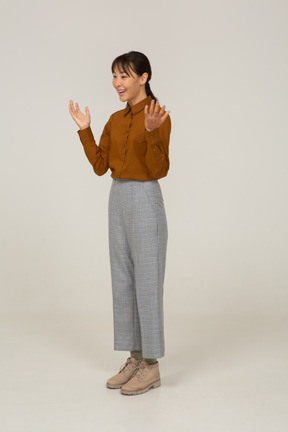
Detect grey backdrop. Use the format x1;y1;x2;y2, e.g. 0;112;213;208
1;0;287;317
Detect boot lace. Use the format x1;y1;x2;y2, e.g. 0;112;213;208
118;358;138;376
129;361;150;381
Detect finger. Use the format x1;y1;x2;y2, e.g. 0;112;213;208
69;100;76;115
154;100;160;114
160;105;169;116
144;105;149;117
85;107;91;120
69;104;76;118
149;99;155;115
158;105;166;118
160;110;171;123
76;102;86;117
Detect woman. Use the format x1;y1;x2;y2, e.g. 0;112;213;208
69;51;171;396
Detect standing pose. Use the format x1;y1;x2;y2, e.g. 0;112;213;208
69;51;171;396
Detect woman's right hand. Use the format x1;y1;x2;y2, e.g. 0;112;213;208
69;100;91;130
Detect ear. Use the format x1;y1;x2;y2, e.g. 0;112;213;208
140;72;149;85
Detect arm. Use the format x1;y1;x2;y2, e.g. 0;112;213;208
144;115;171;179
144;100;171;179
69;100;110;176
77;120;111;176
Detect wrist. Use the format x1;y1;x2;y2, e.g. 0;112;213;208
80;125;90;130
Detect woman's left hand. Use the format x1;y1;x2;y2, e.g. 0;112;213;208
144;100;171;132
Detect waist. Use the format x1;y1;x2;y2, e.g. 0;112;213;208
112;178;159;184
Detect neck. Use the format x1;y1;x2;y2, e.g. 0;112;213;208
128;88;148;107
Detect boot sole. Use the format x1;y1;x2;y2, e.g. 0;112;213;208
106;383;123;389
120;379;161;395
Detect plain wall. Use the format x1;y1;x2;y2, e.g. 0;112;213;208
1;0;287;317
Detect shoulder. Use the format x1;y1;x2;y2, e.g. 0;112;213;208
109;106;128;122
102;107;126;131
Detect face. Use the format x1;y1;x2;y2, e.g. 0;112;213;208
112;65;148;106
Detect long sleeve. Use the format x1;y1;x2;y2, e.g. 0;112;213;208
77;118;111;176
144;115;171;179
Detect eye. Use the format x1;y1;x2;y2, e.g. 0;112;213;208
121;75;128;79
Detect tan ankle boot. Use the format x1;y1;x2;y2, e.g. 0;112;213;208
106;357;141;389
121;360;161;395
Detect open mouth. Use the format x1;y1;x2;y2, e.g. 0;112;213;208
118;90;126;95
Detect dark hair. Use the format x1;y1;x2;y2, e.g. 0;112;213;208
111;51;157;101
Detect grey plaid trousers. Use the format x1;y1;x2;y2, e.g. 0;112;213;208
108;179;168;358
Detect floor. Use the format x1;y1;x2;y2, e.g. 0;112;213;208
1;310;287;431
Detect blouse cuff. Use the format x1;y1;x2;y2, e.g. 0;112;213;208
145;128;160;151
77;126;95;145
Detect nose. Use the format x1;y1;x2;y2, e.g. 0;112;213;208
113;77;121;88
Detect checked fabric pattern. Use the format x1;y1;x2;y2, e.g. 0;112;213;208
108;179;168;358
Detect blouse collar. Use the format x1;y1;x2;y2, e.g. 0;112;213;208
124;95;152;116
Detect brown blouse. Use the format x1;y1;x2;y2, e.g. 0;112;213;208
77;95;171;181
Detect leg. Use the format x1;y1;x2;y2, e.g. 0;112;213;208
108;181;142;352
129;181;168;359
130;350;143;360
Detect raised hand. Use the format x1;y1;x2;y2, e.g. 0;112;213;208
144;100;171;132
69;100;91;130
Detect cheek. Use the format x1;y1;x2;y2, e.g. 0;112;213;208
130;82;138;93
134;81;141;92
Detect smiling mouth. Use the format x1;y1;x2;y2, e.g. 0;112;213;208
118;90;126;95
